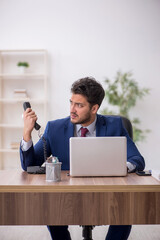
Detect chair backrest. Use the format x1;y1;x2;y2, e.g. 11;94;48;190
121;116;133;140
107;115;133;140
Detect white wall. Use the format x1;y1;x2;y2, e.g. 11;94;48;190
0;0;160;169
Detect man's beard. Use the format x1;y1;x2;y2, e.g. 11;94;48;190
70;112;92;125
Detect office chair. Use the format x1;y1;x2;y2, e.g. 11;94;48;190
120;116;133;140
81;115;133;240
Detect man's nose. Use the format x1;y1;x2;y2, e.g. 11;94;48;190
70;104;76;112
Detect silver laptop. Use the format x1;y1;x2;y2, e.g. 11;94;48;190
69;137;127;177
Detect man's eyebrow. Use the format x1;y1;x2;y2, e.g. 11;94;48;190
69;99;84;105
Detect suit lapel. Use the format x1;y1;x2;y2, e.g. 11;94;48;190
64;119;74;138
96;114;107;136
61;118;74;169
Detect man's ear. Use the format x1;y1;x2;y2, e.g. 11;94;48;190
91;104;99;114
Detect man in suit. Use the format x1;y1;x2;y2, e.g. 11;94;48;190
20;77;145;240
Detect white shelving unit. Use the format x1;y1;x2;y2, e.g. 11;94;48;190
0;49;48;169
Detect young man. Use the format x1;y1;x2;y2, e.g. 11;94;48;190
20;77;145;240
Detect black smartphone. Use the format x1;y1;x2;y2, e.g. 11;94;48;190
136;170;151;176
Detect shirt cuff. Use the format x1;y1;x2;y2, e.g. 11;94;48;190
21;138;33;151
127;162;136;173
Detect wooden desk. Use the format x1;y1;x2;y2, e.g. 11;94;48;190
0;170;160;225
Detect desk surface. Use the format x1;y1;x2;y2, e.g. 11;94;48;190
0;169;160;192
0;170;160;225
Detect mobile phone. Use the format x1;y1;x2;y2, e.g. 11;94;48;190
23;102;41;131
136;170;151;176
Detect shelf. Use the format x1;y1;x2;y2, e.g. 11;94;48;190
0;124;23;128
0;149;19;153
0;123;45;129
0;49;47;53
0;73;46;78
0;98;45;103
0;49;47;169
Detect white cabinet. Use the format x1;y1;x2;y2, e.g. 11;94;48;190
0;49;48;169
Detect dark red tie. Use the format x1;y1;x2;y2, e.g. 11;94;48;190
81;127;89;137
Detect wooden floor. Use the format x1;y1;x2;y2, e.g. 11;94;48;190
0;225;160;239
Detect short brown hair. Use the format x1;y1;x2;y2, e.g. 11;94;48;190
71;77;105;107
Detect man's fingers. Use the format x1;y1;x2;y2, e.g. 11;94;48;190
24;107;31;113
24;109;37;119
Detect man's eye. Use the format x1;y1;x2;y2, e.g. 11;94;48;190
70;100;73;105
77;103;83;108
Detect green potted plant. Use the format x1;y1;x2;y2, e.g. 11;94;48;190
17;61;29;73
101;71;150;143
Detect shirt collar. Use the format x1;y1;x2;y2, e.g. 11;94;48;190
75;116;97;135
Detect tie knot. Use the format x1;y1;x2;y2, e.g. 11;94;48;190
81;127;89;137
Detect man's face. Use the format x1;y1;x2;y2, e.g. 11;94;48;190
70;94;98;126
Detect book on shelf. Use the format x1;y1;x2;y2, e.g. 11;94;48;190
13;89;28;98
10;142;20;149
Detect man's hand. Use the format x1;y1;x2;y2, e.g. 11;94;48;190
23;108;38;142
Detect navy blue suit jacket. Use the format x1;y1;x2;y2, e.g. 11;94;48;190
20;114;145;171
